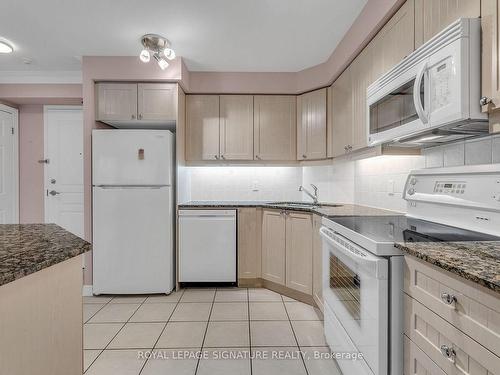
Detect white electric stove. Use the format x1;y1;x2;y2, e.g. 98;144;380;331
320;164;500;375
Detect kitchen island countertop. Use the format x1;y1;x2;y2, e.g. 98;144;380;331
0;224;91;287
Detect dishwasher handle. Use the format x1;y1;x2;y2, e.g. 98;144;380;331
178;209;237;217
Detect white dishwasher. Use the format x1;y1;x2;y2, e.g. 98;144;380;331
179;209;237;283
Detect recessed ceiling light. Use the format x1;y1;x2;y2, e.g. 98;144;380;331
0;41;13;54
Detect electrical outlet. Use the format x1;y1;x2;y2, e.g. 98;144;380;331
252;180;259;192
387;179;395;195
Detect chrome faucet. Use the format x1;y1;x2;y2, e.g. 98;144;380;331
299;184;319;204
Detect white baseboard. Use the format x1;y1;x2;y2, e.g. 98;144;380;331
82;285;93;297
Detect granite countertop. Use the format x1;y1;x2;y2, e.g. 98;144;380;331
0;224;91;287
395;241;500;294
178;201;399;218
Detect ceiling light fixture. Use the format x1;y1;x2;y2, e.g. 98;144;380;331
0;40;13;54
139;34;175;69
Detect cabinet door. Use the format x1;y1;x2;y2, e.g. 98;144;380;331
312;215;323;311
261;210;286;285
481;0;500;113
238;208;261;279
371;0;415;79
137;83;176;121
96;83;137;122
297;88;327;160
330;67;353;157
415;0;480;47
285;212;313;294
254;96;296;160
351;46;373;152
185;95;220;161
220;95;254;160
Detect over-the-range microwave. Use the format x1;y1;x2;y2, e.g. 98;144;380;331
367;18;488;147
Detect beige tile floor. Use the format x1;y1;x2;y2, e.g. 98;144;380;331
83;287;341;375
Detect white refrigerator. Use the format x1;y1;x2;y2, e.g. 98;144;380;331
92;129;174;295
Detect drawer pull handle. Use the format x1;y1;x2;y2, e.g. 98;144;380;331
441;293;457;306
440;345;456;362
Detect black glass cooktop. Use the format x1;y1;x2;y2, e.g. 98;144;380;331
327;215;500;244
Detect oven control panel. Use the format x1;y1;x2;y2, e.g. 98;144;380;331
433;181;467;195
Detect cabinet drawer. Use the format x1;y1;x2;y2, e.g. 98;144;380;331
404;335;446;375
404;294;500;375
404;256;500;356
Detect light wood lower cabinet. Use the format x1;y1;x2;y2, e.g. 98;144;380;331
261;210;313;294
312;214;323;311
238;208;262;280
403;256;500;375
261;210;287;285
285;212;313;294
0;255;83;375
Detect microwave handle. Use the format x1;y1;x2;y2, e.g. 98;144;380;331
413;62;428;124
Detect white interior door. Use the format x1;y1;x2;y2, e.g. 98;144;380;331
44;107;84;238
0;105;18;224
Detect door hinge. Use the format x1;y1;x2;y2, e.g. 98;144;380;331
11;127;14;135
38;158;50;164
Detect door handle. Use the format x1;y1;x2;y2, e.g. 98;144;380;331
413;62;428;124
48;190;61;196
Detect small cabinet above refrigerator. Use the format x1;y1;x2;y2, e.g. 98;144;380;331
95;82;177;129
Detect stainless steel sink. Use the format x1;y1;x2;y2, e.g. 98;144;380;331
267;202;343;209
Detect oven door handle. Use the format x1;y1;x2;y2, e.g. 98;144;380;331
320;227;388;279
413;61;428;125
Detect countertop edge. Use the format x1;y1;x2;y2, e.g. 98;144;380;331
395;243;499;295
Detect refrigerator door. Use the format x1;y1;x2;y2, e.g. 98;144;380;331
92;129;173;186
92;186;173;294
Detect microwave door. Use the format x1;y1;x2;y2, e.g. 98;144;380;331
368;59;431;146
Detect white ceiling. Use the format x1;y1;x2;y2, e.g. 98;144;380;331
0;0;366;73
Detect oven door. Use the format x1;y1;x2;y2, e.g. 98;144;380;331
368;59;430;146
320;226;388;375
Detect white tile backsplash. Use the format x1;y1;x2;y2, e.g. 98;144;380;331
493;135;500;163
465;137;492;165
180;135;499;212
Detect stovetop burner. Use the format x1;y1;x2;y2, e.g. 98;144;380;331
326;215;500;244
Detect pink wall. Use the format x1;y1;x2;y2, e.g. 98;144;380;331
18;105;45;223
0;84;82;104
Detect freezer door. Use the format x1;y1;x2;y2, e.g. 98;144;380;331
92;129;173;186
92;186;174;294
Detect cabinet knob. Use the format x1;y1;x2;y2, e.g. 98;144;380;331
480;96;492;106
255;155;261;160
214;155;219;160
344;146;348;152
138;113;143;120
302;154;307;159
440;345;456;362
131;114;136;120
440;293;457;306
221;155;226;160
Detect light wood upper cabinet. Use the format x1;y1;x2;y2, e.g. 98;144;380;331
185;95;220;161
351;46;373;152
329;67;353;158
261;210;286;285
254;96;296;160
238;208;262;280
285;212;313;294
415;0;480;47
220;95;254;160
371;0;415;80
481;0;500;114
137;83;176;121
312;215;323;311
297;88;327;160
96;83;137;122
